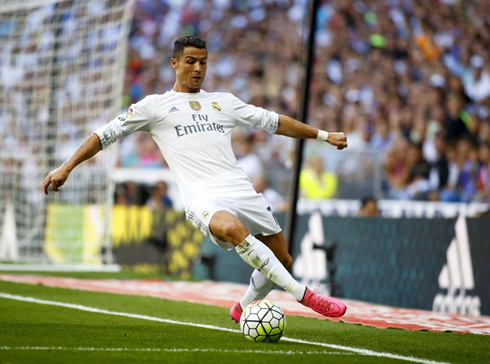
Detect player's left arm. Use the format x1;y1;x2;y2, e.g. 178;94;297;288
228;94;347;149
275;114;348;150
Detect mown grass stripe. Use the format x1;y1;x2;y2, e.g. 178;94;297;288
0;346;355;355
0;292;449;364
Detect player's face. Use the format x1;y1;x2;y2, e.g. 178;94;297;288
171;47;208;93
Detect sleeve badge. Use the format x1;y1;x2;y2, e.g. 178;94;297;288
125;107;134;118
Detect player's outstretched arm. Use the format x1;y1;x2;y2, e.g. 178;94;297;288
43;133;102;195
275;114;348;150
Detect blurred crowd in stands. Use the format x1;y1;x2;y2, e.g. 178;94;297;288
115;0;490;206
115;180;174;210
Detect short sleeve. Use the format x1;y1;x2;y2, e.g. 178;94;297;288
229;94;279;134
93;95;155;149
118;95;155;133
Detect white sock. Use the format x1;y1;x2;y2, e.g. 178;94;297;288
239;270;276;309
235;235;306;302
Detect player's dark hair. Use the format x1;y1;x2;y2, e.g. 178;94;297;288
173;36;207;60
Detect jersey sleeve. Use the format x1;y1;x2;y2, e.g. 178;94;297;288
93;95;155;149
229;94;279;134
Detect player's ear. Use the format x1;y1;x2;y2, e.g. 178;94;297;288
170;58;178;69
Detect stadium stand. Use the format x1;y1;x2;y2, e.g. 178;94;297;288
113;0;489;205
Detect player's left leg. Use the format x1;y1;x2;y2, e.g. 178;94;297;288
255;232;292;270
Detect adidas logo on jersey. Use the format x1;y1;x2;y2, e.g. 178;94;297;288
432;215;481;316
169;106;179;113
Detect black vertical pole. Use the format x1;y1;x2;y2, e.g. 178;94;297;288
285;0;320;254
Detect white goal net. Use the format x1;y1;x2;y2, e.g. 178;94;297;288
0;0;135;269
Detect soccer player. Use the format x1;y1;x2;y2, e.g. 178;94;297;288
43;36;348;320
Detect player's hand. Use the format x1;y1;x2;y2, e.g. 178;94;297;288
43;166;70;195
326;132;348;150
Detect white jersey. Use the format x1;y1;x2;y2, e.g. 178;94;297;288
94;90;279;206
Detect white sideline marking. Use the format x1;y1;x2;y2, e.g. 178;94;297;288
0;293;449;364
0;346;353;355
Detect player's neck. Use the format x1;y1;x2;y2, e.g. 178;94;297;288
172;82;201;93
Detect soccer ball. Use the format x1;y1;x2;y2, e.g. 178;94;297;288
240;300;286;343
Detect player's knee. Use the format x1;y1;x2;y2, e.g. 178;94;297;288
218;219;247;242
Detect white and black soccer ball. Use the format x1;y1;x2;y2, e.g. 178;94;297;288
240;300;286;343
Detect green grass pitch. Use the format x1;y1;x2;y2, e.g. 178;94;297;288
0;276;489;364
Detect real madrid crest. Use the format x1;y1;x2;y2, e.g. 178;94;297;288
212;102;222;112
189;101;201;111
202;210;209;219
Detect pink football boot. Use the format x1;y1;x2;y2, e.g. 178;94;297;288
230;302;243;323
300;287;347;317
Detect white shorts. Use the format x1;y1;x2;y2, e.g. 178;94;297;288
184;190;282;250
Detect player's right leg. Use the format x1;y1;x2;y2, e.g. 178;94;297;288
209;211;346;319
254;233;346;317
230;233;288;322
